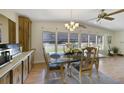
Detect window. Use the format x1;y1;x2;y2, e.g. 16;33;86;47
89;34;96;47
80;34;88;48
70;33;78;48
42;31;56;53
57;32;68;53
42;31;104;53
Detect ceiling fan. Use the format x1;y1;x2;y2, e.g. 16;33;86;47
89;9;124;22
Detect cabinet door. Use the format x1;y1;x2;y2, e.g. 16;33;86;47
28;52;34;72
28;21;31;50
19;16;31;52
31;52;34;67
19;17;24;51
22;58;28;83
28;55;32;73
8;19;16;43
0;72;10;84
23;19;29;51
11;63;22;84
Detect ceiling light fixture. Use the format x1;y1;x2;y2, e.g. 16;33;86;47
64;10;79;31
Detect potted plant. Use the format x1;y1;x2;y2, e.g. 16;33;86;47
112;47;119;55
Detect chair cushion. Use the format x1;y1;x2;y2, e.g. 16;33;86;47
48;63;61;70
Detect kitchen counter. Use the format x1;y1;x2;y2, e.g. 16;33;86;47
0;50;34;79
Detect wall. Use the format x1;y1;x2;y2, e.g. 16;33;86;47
32;21;114;63
113;31;124;54
0;14;9;43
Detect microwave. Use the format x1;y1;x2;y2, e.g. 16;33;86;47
0;49;12;67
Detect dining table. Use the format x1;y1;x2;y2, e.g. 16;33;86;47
48;52;81;77
48;51;105;78
48;51;104;64
49;52;80;63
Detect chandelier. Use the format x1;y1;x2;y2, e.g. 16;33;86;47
64;10;79;31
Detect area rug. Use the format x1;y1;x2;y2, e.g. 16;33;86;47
45;69;120;84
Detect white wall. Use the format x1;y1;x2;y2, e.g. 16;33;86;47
113;31;124;54
32;21;114;63
0;14;9;43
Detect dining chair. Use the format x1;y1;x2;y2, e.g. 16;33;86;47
64;48;82;77
71;47;97;83
84;46;99;76
42;47;65;83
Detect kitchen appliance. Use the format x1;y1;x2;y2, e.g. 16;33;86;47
0;48;12;67
0;43;21;68
0;43;21;57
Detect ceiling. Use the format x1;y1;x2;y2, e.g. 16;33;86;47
11;9;124;31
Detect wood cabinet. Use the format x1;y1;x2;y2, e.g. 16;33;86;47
0;72;10;84
8;19;16;43
19;16;31;52
10;62;22;84
0;50;34;84
22;58;29;83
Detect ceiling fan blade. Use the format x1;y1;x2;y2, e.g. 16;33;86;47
107;9;124;16
80;24;86;28
87;17;97;21
104;16;114;21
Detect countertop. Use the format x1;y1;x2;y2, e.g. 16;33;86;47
0;50;34;78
